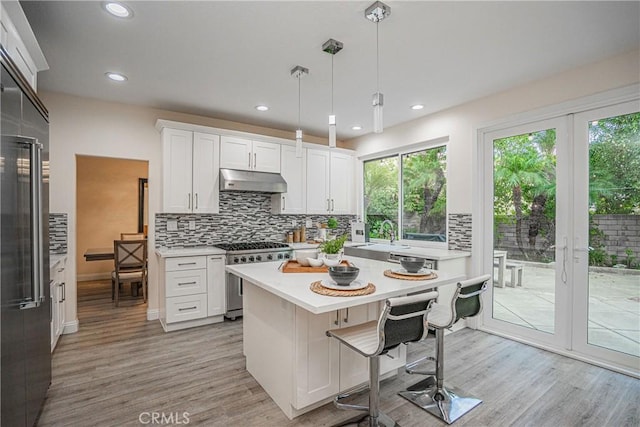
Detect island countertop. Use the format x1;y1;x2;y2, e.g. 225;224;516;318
225;256;465;315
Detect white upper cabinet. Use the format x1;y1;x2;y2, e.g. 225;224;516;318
329;152;354;215
306;149;355;215
306;149;331;214
161;128;220;213
192;132;220;213
220;135;281;173
272;145;306;214
0;2;49;90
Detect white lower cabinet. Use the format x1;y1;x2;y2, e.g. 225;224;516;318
293;302;405;410
50;257;66;352
243;282;407;419
207;255;226;317
158;254;226;332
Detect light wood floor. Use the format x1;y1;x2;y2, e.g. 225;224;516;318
39;280;639;427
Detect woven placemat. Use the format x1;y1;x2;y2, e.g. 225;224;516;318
310;280;376;297
383;270;438;281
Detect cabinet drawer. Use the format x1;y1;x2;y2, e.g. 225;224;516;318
166;269;207;297
165;256;206;271
166;294;207;323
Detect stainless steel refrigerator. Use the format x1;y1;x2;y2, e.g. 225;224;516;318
1;48;51;426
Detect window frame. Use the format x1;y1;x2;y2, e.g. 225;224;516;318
360;136;449;249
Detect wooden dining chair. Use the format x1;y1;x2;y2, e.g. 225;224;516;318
120;232;145;240
111;239;147;307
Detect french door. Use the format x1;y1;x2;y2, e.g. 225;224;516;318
481;101;639;375
572;101;639;372
482;116;570;349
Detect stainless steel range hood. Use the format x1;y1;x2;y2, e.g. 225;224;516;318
219;168;287;193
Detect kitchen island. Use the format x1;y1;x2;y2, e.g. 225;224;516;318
226;256;465;419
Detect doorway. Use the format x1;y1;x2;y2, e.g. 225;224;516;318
76;155;149;296
480;102;639;375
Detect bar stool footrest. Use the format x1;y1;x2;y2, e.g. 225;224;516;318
399;378;482;425
332;411;399;427
334;383;370;412
405;355;436;376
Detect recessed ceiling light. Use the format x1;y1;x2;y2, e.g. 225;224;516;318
103;2;132;18
255;105;269;112
105;72;128;82
351;125;363;131
411;104;424;110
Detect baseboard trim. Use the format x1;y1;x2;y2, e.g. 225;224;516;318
62;319;79;334
147;309;159;321
77;272;111;281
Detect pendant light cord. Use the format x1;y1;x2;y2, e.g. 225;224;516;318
297;74;301;129
331;54;334;115
376;20;379;92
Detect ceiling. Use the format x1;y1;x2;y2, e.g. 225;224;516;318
22;1;640;141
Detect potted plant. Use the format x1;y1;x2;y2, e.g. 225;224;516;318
319;234;348;261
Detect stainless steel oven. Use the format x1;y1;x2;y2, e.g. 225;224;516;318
214;242;293;320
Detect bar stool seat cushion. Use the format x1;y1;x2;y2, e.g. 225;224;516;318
327;320;379;356
426;303;453;329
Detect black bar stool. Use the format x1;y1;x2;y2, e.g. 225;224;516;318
399;274;491;424
326;291;439;427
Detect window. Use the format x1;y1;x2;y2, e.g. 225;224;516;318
364;145;447;244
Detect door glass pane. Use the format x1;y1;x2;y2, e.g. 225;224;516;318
364;156;398;239
587;112;640;356
401;146;447;242
493;129;557;333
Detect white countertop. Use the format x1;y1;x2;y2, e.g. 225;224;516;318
155;246;227;258
347;243;470;261
50;253;67;269
225;255;465;315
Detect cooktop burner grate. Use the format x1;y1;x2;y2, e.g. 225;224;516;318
213;241;291;252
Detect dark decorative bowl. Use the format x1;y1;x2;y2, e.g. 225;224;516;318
400;257;425;273
328;265;360;285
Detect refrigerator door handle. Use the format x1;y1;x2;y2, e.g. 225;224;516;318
19;136;44;309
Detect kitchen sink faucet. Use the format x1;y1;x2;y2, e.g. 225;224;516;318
379;219;396;245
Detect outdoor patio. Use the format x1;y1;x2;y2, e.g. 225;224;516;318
492;262;640;357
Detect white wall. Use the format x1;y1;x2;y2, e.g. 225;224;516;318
346;49;640;214
43;92;330;327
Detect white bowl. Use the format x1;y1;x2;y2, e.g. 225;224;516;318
323;257;341;267
295;249;317;266
307;258;324;267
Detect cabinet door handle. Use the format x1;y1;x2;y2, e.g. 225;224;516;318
61;282;66;302
248;152;251;168
58;283;64;303
188;193;191;210
178;281;197;286
178;306;197;312
343;307;349;323
282;196;285;211
195;193;198;210
331;199;335;211
177;262;197;266
253;153;257;169
326;199;330;211
334;310;339;326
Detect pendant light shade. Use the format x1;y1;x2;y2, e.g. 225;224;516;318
365;1;390;134
323;39;343;148
291;65;309;158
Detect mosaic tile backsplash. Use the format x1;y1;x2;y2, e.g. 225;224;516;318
156;192;356;248
448;213;472;251
156;192;471;251
49;213;68;254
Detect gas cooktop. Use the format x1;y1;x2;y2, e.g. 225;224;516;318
213;242;291;252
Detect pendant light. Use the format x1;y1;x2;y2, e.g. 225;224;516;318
365;1;391;134
291;65;308;158
323;39;343;148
